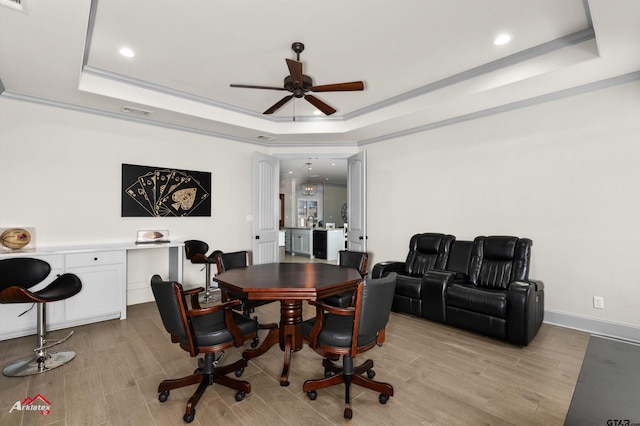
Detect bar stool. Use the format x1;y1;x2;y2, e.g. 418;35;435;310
184;240;221;302
0;258;82;376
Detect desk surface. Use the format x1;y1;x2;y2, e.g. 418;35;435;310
215;262;363;301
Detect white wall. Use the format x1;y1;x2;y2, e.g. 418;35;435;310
366;80;640;336
2;79;639;339
0;99;265;297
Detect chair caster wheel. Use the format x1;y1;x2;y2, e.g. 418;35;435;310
379;393;390;404
324;368;333;378
235;367;244;377
307;390;317;400
158;391;169;402
367;369;375;379
344;408;353;419
235;391;246;401
183;410;195;423
251;340;259;348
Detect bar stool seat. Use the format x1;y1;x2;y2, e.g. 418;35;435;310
0;257;82;376
184;240;221;303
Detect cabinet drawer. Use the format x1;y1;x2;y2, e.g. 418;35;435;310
65;250;123;268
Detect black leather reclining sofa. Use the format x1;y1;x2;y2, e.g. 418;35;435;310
372;233;544;345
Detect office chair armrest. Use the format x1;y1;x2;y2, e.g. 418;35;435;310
308;299;356;316
183;286;206;308
187;299;241;317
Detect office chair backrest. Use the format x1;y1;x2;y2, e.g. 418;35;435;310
184;240;209;260
404;233;454;276
357;272;397;339
338;250;369;277
0;258;51;291
469;236;532;290
150;275;191;348
216;251;249;273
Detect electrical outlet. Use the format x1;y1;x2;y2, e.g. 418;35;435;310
593;296;604;309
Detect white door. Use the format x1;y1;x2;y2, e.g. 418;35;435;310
347;151;367;252
252;152;280;264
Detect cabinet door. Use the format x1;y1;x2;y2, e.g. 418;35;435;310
292;232;303;253
63;263;123;323
301;234;312;255
63;251;124;324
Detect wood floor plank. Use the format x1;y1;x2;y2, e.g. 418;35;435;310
0;299;592;425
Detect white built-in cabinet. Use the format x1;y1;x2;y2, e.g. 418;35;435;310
0;242;183;341
0;250;124;341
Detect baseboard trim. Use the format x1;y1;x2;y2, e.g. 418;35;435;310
544;309;640;343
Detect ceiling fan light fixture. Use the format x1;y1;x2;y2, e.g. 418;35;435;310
230;42;364;116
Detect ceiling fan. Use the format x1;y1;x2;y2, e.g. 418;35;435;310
230;42;364;116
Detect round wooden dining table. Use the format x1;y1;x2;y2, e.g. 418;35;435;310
215;262;363;386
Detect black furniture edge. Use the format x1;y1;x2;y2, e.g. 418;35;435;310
373;234;545;346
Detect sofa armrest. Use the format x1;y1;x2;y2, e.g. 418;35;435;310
371;261;405;278
527;279;544;292
507;280;545;345
422;270;455;323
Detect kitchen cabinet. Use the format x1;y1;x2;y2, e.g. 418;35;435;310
291;228;313;257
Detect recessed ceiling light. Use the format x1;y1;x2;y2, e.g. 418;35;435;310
493;33;512;46
119;47;135;58
313;110;323;115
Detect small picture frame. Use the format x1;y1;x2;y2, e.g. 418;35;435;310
0;227;36;252
136;229;170;244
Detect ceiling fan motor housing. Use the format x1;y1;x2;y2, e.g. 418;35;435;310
284;75;313;97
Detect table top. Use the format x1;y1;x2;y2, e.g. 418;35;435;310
215;262;363;301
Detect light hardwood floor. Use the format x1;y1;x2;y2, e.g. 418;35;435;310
0;267;589;425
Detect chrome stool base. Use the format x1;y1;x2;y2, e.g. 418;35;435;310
3;350;76;377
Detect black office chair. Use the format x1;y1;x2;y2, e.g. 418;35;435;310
184;240;222;302
321;250;369;308
150;275;257;423
302;272;397;419
0;258;82;376
215;251;277;347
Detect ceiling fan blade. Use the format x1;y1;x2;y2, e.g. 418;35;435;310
304;94;337;115
230;84;286;91
263;95;294;114
310;81;365;92
286;58;303;85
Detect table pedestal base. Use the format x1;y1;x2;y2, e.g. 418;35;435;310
242;300;303;386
